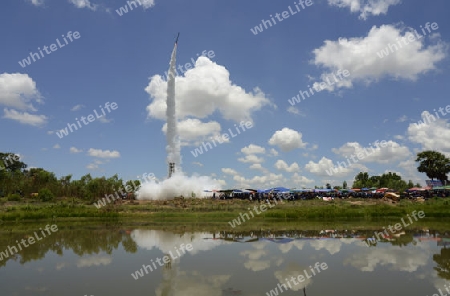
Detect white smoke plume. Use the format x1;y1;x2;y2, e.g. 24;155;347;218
166;42;181;169
137;38;222;200
136;172;220;200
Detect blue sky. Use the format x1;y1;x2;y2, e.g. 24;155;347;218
1;0;449;188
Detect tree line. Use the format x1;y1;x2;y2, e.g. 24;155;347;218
0;150;448;201
0;152;140;202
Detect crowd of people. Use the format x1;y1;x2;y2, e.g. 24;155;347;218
212;188;450;201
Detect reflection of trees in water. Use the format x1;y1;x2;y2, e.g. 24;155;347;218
0;226;435;270
434;247;450;280
0;227;137;267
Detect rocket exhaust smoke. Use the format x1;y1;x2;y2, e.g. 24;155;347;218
136;34;221;200
166;39;181;170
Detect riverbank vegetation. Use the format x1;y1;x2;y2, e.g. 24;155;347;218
1;196;449;222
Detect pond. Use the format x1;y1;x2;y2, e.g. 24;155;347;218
0;222;449;296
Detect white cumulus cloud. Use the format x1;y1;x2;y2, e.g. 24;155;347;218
68;0;97;10
145;57;272;123
87;148;120;158
312;24;447;92
407;111;450;155
0;73;42;111
274;160;300;172
328;0;401;20
3;108;47;127
241;144;266;155
268;128;307;152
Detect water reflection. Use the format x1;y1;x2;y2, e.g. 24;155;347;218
0;225;449;295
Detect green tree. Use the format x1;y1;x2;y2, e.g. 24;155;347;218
416;150;450;185
39;188;55;202
379;172;407;191
326;183;331;189
353;172;370;188
59;175;72;197
379;172;401;187
343;180;347;189
0;153;27;172
369;175;381;188
433;247;450;280
407;180;414;188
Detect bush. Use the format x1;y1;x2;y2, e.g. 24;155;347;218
7;194;21;201
39;188;55;202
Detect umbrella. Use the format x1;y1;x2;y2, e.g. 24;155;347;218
408;187;425;191
271;187;291;192
291;189;313;192
314;189;333;192
339;189;354;192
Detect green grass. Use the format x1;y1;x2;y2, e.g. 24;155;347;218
1;197;449;223
0;201;119;222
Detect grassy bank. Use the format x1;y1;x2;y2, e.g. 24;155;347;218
1;197;449;223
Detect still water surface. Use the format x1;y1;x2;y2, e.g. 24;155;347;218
1;223;449;296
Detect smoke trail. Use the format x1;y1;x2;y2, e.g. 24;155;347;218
136;37;222;200
166;41;181;171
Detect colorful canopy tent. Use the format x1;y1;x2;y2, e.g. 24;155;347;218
291;189;314;192
408;187;426;191
432;186;450;190
339;189;355;192
261;187;290;193
314;189;333;192
232;189;253;193
271;187;291;192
